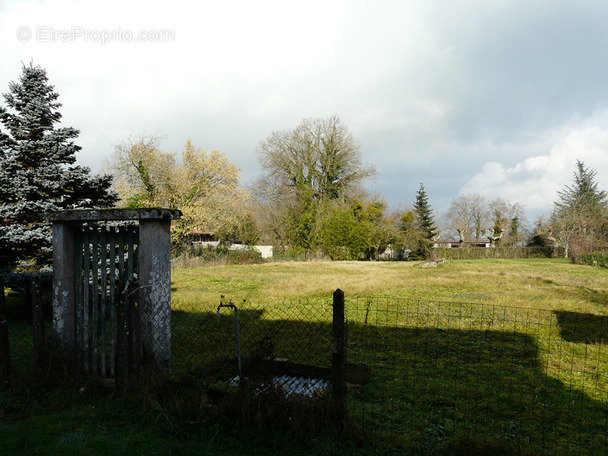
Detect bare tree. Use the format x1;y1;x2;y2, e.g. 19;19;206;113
105;136;249;245
255;115;375;202
445;193;489;242
488;199;528;246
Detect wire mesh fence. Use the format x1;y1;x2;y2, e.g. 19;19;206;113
171;297;335;387
346;296;608;455
4;283;608;454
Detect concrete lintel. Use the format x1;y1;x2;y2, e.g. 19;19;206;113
48;208;182;223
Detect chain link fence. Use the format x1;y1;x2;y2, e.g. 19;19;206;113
4;282;608;454
346;296;608;455
172;297;335;387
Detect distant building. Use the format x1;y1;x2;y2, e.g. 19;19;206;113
187;229;273;258
434;238;491;248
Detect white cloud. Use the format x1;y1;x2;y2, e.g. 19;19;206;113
461;123;608;216
2;0;608;222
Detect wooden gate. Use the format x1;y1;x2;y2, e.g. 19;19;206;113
74;223;139;377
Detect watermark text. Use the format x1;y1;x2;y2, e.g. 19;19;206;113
16;26;175;45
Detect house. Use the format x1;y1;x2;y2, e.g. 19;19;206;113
188;229;220;247
434;238;491;248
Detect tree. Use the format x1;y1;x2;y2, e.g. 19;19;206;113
488;199;527;246
445;193;488;242
320;201;371;260
106;137;248;246
412;181;437;258
256;115;375;202
362;200;395;260
108;134;174;208
0;64;116;270
551;160;608;257
396;209;425;259
254;116;375;254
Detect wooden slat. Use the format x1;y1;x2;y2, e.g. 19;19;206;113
118;228;125;286
82;227;91;373
99;226;108;377
91;227;99;375
74;228;83;369
108;226;117;377
126;227;134;285
72;222;141;379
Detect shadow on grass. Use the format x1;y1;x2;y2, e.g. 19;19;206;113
554;310;608;344
170;306;608;455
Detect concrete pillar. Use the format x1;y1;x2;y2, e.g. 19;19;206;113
51;221;77;356
138;218;173;370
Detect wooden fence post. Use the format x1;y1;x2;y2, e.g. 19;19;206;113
332;288;347;434
0;276;10;383
31;276;45;372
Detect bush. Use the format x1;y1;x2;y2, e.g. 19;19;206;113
433;246;563;260
172;245;264;268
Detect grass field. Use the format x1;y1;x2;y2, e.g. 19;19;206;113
171;257;607;313
2;258;608;455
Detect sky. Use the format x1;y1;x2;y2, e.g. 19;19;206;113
2;0;608;227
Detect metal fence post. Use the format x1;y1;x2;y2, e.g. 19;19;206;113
332;288;347;434
0;276;10;383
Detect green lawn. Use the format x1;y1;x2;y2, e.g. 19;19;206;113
2;258;608;455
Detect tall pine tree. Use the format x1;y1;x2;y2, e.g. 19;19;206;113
551;160;608;257
413;181;437;259
0;64;117;270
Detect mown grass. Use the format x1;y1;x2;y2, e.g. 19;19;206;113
2;258;608;455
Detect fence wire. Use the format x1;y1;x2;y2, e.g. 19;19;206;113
4;288;608;454
346;296;608;455
171;297;334;393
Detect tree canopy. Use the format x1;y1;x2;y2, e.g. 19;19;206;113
412;181;437;258
254;115;376;254
551;160;608;256
106;136;249;246
256;116;375;201
0;64;116;270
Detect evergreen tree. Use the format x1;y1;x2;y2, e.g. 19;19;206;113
412;181;437;259
0;64;117;270
413;182;437;240
551;160;608;257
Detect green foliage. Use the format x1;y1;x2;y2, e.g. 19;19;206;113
576;250;608;267
413;181;437;240
254;116;376;255
320;203;370;260
0;64;116;270
287;188;319;253
551;160;608;257
173;245;264;267
435;246;563;260
412;182;437;259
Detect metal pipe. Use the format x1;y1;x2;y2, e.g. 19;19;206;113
217;299;243;381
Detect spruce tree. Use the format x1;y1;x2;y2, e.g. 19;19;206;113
413;181;437;259
552;160;608;256
0;64;117;270
414;182;437;241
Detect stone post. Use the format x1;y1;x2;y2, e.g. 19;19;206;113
138;218;173;370
52;221;77;357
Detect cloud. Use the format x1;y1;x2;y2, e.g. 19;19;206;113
2;0;608;225
460;121;608;217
